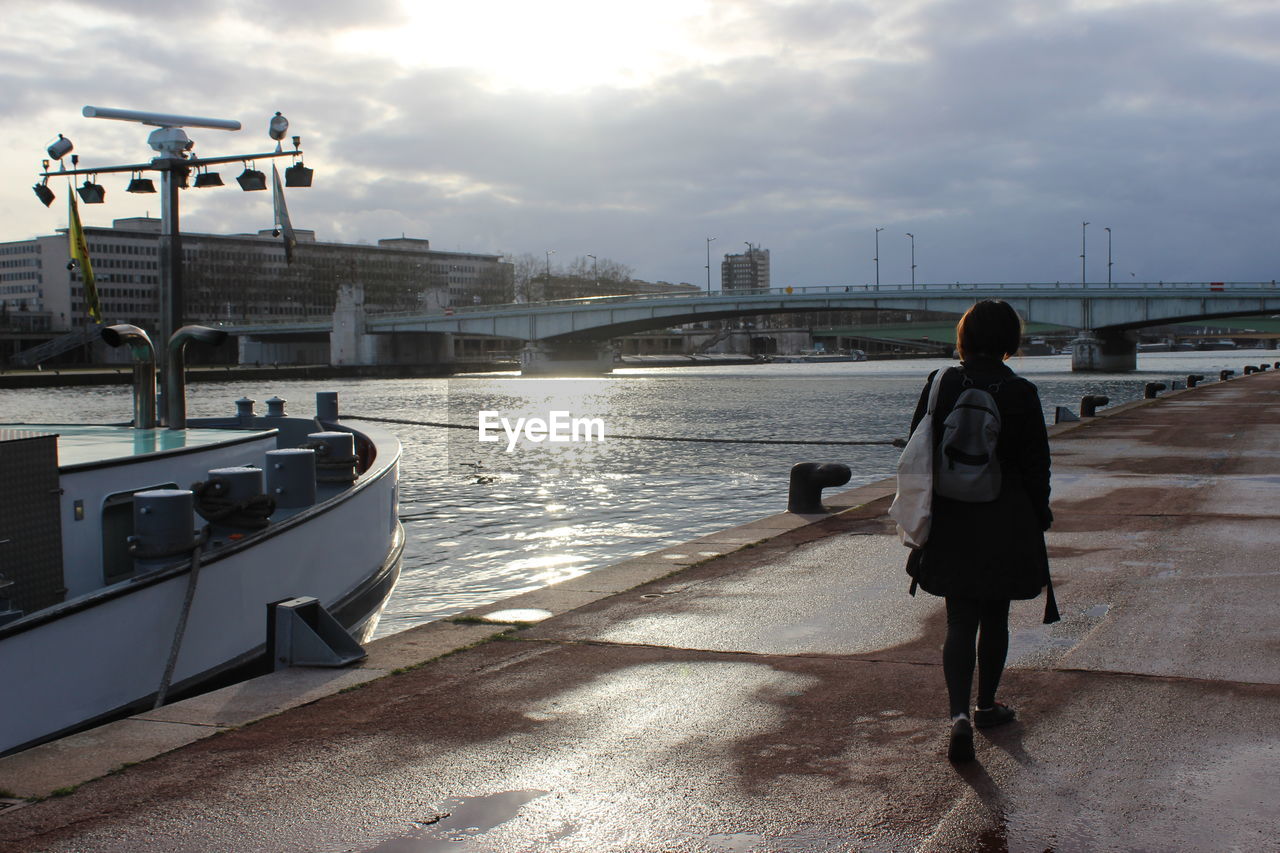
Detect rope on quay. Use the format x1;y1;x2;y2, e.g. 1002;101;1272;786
343;414;902;447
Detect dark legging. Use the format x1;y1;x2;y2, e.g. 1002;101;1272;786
943;597;1011;718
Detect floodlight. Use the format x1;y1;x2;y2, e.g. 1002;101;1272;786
269;112;289;141
77;179;106;204
284;162;313;187
127;172;157;193
193;169;223;188
33;181;55;206
236;166;267;191
47;134;73;161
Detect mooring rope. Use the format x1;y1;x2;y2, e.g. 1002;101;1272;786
344;414;901;447
153;527;210;709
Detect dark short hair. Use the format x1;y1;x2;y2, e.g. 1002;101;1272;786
955;300;1023;360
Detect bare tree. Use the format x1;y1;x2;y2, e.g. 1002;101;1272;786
510;253;546;303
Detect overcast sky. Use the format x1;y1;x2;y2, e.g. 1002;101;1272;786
2;0;1276;288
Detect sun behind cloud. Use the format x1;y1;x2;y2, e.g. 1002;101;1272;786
334;0;726;93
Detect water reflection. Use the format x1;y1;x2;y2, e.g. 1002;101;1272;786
8;350;1271;638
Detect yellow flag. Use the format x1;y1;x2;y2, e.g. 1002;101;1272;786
68;192;102;323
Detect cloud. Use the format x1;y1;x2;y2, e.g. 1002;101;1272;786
3;0;1278;287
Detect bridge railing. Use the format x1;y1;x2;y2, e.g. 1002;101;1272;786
369;290;703;320
365;280;1280;320
757;281;1279;295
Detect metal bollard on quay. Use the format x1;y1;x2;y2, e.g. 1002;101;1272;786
1080;394;1110;418
787;462;851;514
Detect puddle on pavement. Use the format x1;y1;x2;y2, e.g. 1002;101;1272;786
479;608;554;623
360;790;548;852
706;832;767;852
1007;603;1111;668
708;828;906;852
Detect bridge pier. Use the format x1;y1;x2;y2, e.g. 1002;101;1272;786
1071;328;1137;372
331;283;454;366
520;341;614;376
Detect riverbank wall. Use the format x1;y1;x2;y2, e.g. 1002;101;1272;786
0;362;515;389
0;354;804;388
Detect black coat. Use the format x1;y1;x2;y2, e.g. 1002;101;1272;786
905;357;1053;603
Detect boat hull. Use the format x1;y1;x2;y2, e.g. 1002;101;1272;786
0;422;403;757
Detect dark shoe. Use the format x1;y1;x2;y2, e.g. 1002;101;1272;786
948;718;975;763
974;702;1017;729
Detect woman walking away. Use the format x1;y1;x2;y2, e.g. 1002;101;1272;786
903;299;1059;764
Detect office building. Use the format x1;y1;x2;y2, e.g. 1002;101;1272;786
721;244;770;293
0;218;513;335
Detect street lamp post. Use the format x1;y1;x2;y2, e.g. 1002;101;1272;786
1081;221;1089;287
1105;227;1113;286
544;249;555;299
587;253;598;289
874;227;884;289
905;232;916;289
705;236;716;295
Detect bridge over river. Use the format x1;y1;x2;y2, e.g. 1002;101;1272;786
226;281;1280;373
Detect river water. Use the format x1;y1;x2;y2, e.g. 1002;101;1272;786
9;349;1273;637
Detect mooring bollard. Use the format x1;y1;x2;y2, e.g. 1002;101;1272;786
316;391;339;422
130;489;199;572
1220;369;1234;381
1187;374;1204;388
194;467;272;539
306;431;358;484
788;462;851;514
1080;394;1110;417
265;448;317;508
1144;382;1166;399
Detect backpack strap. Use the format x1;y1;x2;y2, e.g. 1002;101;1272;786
924;366;954;415
957;365;1005;396
1043;575;1060;624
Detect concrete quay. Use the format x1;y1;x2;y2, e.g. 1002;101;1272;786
1;371;1278;851
0;361;512;389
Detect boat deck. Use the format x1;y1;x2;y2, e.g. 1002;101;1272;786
0;424;277;469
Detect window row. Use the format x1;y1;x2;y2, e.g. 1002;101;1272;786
87;242;158;257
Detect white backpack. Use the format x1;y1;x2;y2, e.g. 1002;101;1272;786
934;378;1002;502
889;368;947;548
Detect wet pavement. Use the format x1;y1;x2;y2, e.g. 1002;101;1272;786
2;372;1278;852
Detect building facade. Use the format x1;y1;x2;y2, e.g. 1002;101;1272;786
720;244;770;293
0;218;514;336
